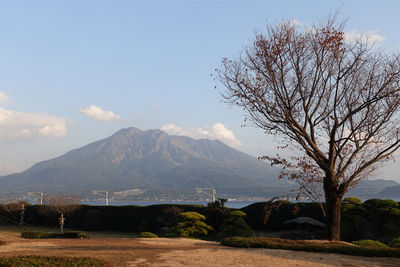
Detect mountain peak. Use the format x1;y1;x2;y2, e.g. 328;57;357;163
0;127;282;195
111;127;143;136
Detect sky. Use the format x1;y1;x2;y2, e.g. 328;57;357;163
0;0;400;181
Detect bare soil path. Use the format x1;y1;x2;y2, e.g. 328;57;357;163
0;226;398;267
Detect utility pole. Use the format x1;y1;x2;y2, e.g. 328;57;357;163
40;192;43;205
211;187;216;202
105;190;109;206
19;203;25;226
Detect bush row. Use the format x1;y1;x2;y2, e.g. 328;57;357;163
341;198;400;242
0;255;109;267
21;231;89;239
221;237;400;258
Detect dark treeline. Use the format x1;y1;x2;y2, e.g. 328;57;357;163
0;198;399;242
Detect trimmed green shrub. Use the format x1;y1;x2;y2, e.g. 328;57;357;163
341;200;368;241
390;237;400;248
21;231;89;239
363;199;400;242
352;240;388;248
217;210;254;239
0;255;109;266
169;211;213;238
221;237;400;258
138;232;159;238
230;210;246;217
342;197;362;205
179;212;206;221
364;199;399;209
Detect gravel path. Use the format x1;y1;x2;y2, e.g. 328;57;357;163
0;236;399;267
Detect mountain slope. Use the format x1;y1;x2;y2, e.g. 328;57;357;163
0;127;286;196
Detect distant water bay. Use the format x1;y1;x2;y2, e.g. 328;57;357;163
82;200;256;209
30;198;400;208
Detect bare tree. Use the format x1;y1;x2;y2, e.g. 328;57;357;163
42;194;81;206
217;16;400;240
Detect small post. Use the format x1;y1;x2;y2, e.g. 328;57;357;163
105;190;109;206
19;203;25;226
59;213;65;234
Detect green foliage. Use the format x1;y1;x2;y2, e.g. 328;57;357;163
342;197;362;205
364;199;399;209
390;237;400;248
352;240;388;248
217;210;254;239
138;232;159;238
21;231;89;239
179;212;206;221
176;220;213;238
341;200;367;241
230;210;246;217
363;199;400;242
170;211;213;238
0;255;109;267
221;237;400;258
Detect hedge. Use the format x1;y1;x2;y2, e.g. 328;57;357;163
352;240;388;248
221;237;400;258
19;204;206;233
138;232;159;238
21;231;89;239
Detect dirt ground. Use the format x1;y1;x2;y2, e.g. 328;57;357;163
0;226;399;267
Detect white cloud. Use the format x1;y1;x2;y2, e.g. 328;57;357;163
161;123;242;148
278;19;303;29
79;105;121;122
344;31;385;45
0;107;71;139
0;91;10;105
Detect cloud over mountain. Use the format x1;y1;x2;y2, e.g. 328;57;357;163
79;105;121;122
161;123;242;148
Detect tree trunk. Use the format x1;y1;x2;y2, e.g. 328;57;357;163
324;187;342;241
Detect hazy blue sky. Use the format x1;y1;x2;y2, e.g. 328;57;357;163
1;1;399;181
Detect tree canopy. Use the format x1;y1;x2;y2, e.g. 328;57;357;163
217;16;400;240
